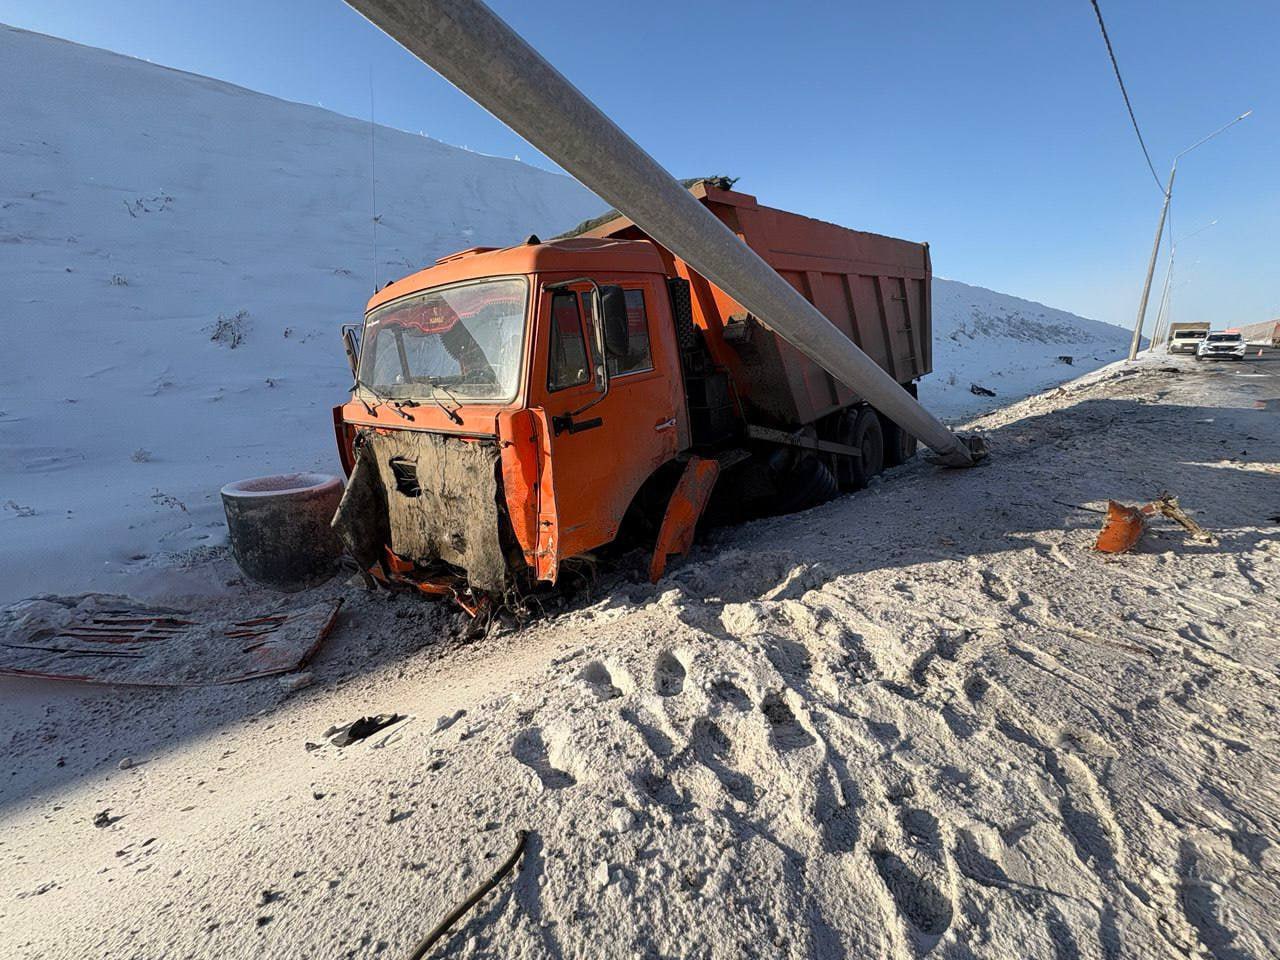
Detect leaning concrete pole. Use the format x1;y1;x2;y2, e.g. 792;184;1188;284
1128;165;1175;362
345;0;980;466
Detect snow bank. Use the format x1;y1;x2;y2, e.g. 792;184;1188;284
924;278;1130;420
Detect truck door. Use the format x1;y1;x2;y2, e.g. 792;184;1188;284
531;276;684;579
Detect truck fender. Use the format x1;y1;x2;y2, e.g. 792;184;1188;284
648;456;720;582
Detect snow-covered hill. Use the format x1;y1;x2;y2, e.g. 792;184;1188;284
924;278;1130;420
0;24;1128;604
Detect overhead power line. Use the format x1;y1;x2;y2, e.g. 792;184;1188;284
1089;0;1165;193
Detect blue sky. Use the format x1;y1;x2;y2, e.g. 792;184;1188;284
3;0;1275;329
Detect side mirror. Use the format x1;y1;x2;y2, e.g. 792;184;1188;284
599;285;629;359
341;324;362;379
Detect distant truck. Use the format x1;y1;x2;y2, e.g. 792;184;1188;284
1167;322;1209;355
331;181;934;601
1238;319;1280;347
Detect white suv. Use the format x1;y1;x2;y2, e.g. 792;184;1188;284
1196;330;1246;361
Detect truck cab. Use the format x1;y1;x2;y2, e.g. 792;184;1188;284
1168;328;1208;354
333;237;693;597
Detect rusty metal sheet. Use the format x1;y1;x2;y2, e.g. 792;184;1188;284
0;596;341;686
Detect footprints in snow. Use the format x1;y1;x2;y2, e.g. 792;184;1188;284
654;651;686;697
872;849;954;940
760;692;816;752
534;646;824;811
511;727;575;790
579;660;622;701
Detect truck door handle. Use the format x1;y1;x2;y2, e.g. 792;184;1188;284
552;413;603;436
654;417;676;432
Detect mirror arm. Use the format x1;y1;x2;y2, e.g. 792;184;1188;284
341;323;362;380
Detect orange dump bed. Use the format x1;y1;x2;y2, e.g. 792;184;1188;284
583;181;932;427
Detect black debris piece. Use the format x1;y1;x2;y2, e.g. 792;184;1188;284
969;383;997;397
329;714;405;747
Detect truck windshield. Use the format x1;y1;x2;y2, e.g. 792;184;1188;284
358;278;527;402
1174;331;1203;339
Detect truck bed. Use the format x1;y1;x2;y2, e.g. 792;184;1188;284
583;181;932;427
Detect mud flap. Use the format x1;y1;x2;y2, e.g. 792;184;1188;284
649;456;720;582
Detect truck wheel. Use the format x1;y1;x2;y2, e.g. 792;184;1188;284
881;413;918;467
847;409;885;489
778;455;838;513
831;409;860;490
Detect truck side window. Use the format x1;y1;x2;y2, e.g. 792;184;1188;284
548;291;589;391
580;288;653;377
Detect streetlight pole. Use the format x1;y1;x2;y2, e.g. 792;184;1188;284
1154;274;1196;349
1151;219;1216;350
1127;110;1251;361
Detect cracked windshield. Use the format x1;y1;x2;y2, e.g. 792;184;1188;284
359;277;527;400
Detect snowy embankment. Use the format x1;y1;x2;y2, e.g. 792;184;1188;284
0;24;600;604
0;24;1128;605
923;278;1129;420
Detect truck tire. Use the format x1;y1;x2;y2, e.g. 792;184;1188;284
778;455;838;513
830;409;860;491
847;408;885;489
882;414;918;467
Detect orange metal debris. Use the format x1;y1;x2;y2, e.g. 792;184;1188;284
1093;501;1151;554
1093;493;1217;554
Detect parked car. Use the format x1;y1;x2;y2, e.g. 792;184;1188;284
1196;330;1246;361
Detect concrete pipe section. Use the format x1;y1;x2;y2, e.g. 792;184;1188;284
220;473;344;591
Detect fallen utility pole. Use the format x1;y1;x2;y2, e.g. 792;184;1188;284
343;0;982;467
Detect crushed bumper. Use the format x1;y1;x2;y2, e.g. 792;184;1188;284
331;429;511;593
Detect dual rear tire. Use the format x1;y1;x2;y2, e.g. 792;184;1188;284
776;401;917;510
832;407;885;491
831;405;918;490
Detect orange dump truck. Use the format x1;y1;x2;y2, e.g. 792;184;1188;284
333;180;932;603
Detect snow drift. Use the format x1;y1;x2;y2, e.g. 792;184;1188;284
0;24;1129;604
923;278;1129;420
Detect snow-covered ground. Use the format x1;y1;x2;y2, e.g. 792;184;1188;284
0;23;1128;607
4;354;1277;960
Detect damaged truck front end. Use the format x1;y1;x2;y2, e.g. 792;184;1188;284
333;427;514;602
330;242;650;611
333;234;717;615
332;271;536;608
